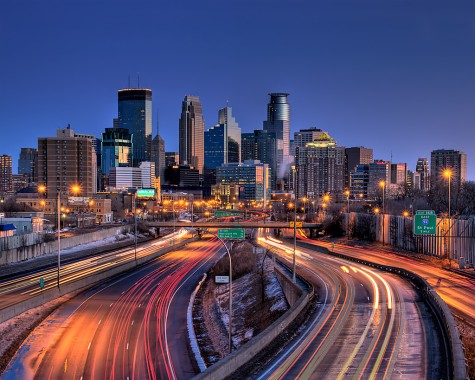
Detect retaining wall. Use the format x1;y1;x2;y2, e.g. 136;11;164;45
303;240;468;380
0;226;132;266
193;267;313;380
274;265;302;306
0;236;194;324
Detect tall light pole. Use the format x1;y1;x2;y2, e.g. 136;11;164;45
444;169;452;262
345;189;350;240
201;229;233;353
57;190;61;288
444;170;451;220
379;181;386;246
291;166;297;283
133;191;137;264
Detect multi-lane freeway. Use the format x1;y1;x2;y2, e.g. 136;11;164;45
255;233;447;379
2;237;224;380
1;225;455;380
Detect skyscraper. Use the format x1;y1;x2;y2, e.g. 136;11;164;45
241;133;257;162
346;147;374;190
263;93;290;182
204;106;241;183
179;96;205;174
18;148;37;184
118;88;152;167
101;127;132;176
430;149;467;187
38;127;95;197
0;155;13;194
151;134;166;179
295;133;345;198
218;106;241;162
416;157;430;191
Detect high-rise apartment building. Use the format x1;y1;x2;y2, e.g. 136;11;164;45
118;88;152;167
101;127;132;176
18;148;37;184
0;155;13;194
37;127;95;197
151;135;166;179
294;128;325;148
295;133;345;198
430;149;467;187
139;161;156;188
179;96;204;174
415;157;430;191
263;93;290;181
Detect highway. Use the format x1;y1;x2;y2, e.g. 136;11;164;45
3;238;224;380
296;231;475;327
255;232;447;379
0;229;189;310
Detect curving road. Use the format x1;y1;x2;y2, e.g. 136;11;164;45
297;231;475;327
2;238;223;380
255;232;447;379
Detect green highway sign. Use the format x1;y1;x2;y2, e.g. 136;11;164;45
214;211;241;217
414;210;436;235
39;277;45;288
218;228;245;239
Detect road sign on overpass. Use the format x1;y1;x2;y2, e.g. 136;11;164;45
414;210;436;235
218;228;245;239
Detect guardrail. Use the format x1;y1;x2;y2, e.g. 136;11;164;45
301;241;468;380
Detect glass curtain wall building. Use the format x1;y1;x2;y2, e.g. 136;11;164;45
118;88;152;167
101;127;133;176
263;93;290;183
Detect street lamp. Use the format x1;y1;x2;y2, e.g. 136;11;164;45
444;170;452;219
444;169;452;262
345;189;350;240
292;165;297;283
379;181;386;246
199;229;233;353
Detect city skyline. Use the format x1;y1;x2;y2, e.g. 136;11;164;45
0;0;474;179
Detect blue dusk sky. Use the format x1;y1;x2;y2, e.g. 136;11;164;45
0;0;474;179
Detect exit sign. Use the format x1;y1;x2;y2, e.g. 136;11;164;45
414;210;436;235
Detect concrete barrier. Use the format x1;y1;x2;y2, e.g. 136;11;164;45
303;241;468;380
193;266;313;380
274;265;302;306
0;236;195;324
0;226;133;266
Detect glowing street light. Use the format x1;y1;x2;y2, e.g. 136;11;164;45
345;189;350;240
379;181;386;246
444;169;452;219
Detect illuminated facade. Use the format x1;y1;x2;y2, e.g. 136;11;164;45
179;96;204;174
37;127;95;197
216;160;270;203
295;133;345;198
0;154;13;194
101;127;132;175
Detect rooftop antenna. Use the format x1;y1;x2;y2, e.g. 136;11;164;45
137;72;140;88
390;151;393;163
128;74;130;88
226;99;229;107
